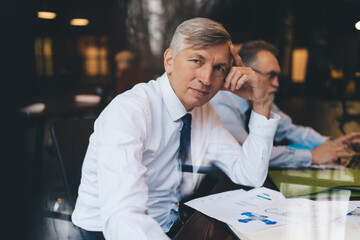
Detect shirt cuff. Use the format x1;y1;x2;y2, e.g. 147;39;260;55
294;149;312;167
248;110;280;138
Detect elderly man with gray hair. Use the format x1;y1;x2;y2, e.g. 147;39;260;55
72;18;280;239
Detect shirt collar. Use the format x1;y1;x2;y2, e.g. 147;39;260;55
159;73;192;122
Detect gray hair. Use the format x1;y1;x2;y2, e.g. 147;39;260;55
169;18;231;59
238;40;278;66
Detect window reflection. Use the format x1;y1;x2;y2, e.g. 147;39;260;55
78;36;109;77
126;0;220;74
35;37;53;77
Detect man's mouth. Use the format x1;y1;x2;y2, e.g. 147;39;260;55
191;88;209;96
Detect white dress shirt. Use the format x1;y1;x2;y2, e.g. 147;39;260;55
72;73;280;240
211;91;329;168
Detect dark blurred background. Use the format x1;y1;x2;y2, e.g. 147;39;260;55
6;0;360;106
3;0;360;239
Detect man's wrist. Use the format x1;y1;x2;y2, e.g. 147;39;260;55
252;96;271;119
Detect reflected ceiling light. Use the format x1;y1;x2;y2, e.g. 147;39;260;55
70;18;89;26
355;21;360;30
37;11;56;19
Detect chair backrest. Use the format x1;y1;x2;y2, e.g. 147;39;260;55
50;118;95;209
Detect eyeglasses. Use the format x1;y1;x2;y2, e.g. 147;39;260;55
252;68;280;81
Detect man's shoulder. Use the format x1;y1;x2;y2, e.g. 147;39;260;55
99;80;163;131
105;79;162;115
118;79;161;101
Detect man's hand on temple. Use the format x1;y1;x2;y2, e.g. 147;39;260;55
222;45;271;119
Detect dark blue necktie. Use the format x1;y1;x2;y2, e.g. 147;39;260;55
244;107;252;133
179;113;192;163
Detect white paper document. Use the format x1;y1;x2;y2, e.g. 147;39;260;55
334;201;360;224
261;198;349;227
185;187;360;234
185;187;287;232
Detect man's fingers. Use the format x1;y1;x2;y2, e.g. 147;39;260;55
230;71;243;91
337;151;354;158
223;69;236;89
349;132;360;138
335;145;347;151
335;132;360;144
224;66;256;90
225;70;250;92
235;76;246;90
230;45;244;67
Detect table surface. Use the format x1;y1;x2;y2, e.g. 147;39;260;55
25;94;100;117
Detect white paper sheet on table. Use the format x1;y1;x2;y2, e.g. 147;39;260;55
185;187;287;233
185;187;359;234
334;201;360;224
259;198;349;227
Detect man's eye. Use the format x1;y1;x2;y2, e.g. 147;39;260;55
192;59;200;64
215;66;224;72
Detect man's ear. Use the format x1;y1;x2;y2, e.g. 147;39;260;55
164;48;174;75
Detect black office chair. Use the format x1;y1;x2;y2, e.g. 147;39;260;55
49;118;95;218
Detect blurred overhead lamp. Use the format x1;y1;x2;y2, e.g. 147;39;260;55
37;2;56;19
355;21;360;30
70;18;89;26
37;11;56;19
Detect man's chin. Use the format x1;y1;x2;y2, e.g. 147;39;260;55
191;97;211;108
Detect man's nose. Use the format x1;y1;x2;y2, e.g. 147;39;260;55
198;66;212;86
271;76;280;88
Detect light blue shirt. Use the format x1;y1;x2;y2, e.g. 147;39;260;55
72;73;280;240
211;91;329;168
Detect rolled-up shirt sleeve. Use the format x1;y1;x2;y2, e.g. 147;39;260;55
205;108;280;187
95;98;169;240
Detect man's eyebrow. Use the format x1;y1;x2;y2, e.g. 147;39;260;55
189;53;205;60
216;62;229;67
189;53;229;68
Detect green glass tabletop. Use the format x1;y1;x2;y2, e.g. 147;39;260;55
268;169;360;199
